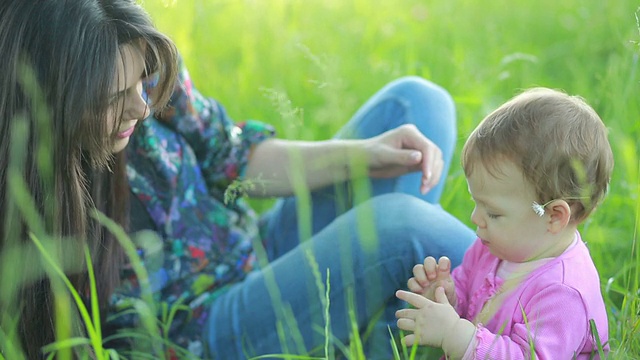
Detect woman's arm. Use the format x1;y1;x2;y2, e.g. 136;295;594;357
244;124;444;197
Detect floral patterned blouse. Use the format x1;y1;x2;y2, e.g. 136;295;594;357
108;59;275;358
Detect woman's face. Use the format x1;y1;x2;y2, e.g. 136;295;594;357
107;43;150;153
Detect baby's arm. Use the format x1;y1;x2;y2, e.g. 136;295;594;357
395;288;475;359
467;285;595;359
407;256;457;305
396;286;592;359
404;284;596;359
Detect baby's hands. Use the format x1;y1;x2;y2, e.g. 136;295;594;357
395;287;459;348
396;288;476;358
407;256;456;306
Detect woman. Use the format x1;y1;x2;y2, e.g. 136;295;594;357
122;58;475;358
1;0;472;358
0;0;177;357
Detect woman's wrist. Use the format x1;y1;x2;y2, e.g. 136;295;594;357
335;139;369;180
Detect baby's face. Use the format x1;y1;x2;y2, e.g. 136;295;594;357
466;159;553;263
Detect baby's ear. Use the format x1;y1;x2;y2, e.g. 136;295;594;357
546;200;571;233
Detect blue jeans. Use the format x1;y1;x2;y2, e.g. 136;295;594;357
206;77;475;359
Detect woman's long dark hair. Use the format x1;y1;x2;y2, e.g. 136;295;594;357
0;0;177;357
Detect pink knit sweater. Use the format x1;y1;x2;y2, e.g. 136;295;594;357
452;232;609;359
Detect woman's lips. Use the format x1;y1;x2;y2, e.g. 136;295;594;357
117;126;135;139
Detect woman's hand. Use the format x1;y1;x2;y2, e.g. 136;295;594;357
245;124;443;197
363;124;443;194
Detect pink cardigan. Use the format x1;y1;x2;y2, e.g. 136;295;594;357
452;233;609;359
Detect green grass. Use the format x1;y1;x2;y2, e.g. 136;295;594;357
142;0;640;358
2;0;637;358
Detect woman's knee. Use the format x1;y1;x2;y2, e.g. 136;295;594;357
363;193;440;234
370;191;431;213
364;193;474;264
383;76;455;111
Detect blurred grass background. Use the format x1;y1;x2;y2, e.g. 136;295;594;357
143;0;639;357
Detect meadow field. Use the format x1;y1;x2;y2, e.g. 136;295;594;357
141;0;640;358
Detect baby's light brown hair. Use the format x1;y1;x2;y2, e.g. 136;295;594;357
462;88;614;223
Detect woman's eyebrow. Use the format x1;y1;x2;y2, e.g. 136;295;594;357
109;88;126;99
109;69;147;100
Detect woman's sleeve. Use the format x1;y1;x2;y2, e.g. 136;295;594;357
152;58;275;193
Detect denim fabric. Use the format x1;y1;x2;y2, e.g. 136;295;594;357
206;77;474;359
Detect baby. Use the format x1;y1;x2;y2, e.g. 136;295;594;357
396;88;612;359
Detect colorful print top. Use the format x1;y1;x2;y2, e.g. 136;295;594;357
108;59;275;358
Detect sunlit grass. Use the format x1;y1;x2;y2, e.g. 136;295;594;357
1;0;637;359
143;0;639;358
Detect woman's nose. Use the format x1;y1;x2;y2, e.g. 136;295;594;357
126;82;150;120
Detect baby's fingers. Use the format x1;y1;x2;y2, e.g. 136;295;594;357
401;334;417;347
407;277;424;293
396;317;415;332
396;290;428;308
411;264;429;287
423;256;438;280
437;256;451;277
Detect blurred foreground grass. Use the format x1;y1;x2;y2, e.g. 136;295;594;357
142;0;639;357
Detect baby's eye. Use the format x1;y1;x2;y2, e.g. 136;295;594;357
487;212;500;219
